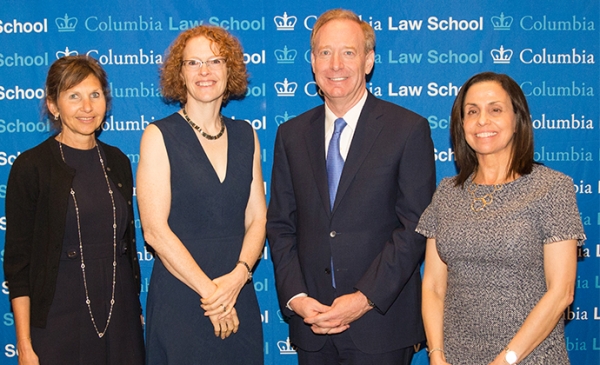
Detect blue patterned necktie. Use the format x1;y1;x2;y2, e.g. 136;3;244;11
326;118;346;289
326;118;347;210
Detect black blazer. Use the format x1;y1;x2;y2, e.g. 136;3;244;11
267;93;436;353
4;136;141;328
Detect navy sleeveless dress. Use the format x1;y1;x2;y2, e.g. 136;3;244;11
146;113;263;364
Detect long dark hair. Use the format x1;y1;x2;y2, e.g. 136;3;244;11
450;72;534;187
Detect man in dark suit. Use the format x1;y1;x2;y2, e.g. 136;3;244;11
267;9;436;364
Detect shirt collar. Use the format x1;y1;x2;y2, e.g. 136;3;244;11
325;89;368;133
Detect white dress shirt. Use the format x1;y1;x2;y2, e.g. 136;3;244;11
324;89;368;160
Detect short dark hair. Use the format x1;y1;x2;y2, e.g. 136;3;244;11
160;25;248;106
450;72;534;186
45;55;110;130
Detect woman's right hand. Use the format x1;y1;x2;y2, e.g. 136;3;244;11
208;307;240;340
201;268;247;319
12;297;39;365
17;341;39;365
429;354;451;365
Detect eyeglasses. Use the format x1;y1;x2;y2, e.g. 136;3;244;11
181;58;227;70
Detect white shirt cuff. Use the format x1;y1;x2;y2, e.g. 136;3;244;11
286;293;308;311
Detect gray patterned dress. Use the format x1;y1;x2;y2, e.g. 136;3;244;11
416;164;586;365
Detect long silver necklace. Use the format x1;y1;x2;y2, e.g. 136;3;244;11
58;135;117;338
182;107;225;140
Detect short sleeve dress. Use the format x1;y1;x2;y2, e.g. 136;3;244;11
416;164;586;365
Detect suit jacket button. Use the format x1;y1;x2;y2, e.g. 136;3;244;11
325;268;331;274
329;231;336;238
117;183;123;188
67;250;77;259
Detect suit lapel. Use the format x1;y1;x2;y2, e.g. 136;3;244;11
303;107;332;216
332;94;384;212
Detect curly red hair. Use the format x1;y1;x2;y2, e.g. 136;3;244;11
160;25;248;105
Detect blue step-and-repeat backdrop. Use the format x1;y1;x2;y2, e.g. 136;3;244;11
0;1;598;364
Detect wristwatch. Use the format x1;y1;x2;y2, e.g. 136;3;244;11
504;347;518;365
366;297;375;308
236;260;252;284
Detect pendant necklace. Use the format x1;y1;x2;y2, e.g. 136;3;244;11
468;181;503;212
58;135;117;338
182;107;225;140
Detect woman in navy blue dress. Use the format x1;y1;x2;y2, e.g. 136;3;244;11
137;26;266;364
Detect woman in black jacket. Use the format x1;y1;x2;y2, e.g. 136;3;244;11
4;55;144;365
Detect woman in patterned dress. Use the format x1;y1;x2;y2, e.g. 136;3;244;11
417;72;585;365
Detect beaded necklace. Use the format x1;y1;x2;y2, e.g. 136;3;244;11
182;107;225;140
58;136;117;338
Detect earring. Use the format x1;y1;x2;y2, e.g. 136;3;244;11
54;114;59;121
317;88;324;97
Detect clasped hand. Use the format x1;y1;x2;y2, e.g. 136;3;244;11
207;308;240;339
292;292;372;335
200;269;247;339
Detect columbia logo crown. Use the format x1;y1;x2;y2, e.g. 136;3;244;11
274;12;297;30
277;337;297;354
274;78;298;96
55;14;78;32
275;111;296;125
56;47;79;58
490;13;513;30
490;45;513;64
274;46;297;63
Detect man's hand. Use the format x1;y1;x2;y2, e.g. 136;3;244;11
303;291;373;334
289;296;331;320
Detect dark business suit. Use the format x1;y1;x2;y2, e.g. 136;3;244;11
267;92;436;355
